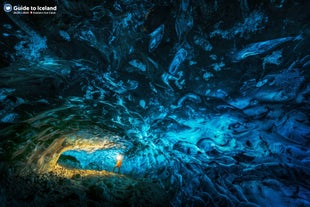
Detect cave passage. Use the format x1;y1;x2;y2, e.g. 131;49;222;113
1;0;309;206
58;149;124;173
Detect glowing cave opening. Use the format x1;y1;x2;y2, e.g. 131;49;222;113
58;149;125;173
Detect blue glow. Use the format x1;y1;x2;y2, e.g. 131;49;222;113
149;24;165;52
1;1;309;206
59;30;71;41
61;148;124;172
210;11;268;39
168;48;187;75
232;35;302;62
14;34;47;62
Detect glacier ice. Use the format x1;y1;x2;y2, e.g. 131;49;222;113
0;1;309;207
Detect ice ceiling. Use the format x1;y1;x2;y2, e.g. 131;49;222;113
0;0;309;206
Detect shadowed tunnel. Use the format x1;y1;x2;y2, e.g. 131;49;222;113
0;0;310;206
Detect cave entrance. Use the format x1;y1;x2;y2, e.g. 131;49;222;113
57;148;123;172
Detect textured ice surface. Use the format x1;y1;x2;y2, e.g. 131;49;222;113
1;1;309;206
149;24;165;52
231;35;301;62
168;48;187;75
14;34;47;61
210;11;268;39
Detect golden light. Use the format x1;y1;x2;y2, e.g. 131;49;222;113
22;134;123;178
116;154;124;161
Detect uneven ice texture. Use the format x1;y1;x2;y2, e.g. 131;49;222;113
210;11;268;39
149;24;165;52
0;1;309;207
231;35;302;62
14;34;47;61
168;48;187;75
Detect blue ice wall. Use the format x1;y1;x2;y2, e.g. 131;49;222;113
1;0;310;206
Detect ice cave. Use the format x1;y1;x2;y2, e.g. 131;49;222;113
0;0;309;206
